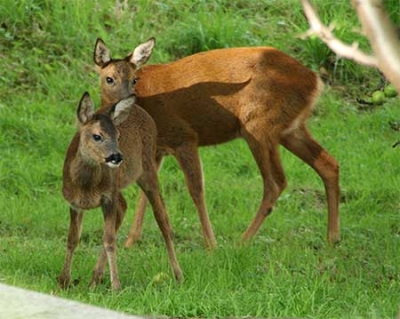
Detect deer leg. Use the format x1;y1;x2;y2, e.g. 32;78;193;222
241;128;287;243
89;249;107;289
90;193;127;288
174;144;217;250
93;197;121;291
58;207;84;289
124;192;147;247
125;154;164;248
137;169;183;283
281;125;340;243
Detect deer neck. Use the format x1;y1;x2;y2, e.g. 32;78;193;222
69;150;105;189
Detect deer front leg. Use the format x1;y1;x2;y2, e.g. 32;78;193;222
174;143;217;250
95;197;121;291
90;193;127;289
58;207;84;289
124;191;148;248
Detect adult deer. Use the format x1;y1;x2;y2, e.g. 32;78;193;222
94;38;340;250
58;92;182;291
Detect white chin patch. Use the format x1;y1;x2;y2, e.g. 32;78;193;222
106;161;121;168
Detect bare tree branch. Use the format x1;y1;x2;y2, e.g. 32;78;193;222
352;0;400;91
301;0;400;92
301;0;378;67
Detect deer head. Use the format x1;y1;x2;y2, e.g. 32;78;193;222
94;37;155;107
76;92;134;168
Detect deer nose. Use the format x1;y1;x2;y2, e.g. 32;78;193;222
105;152;123;167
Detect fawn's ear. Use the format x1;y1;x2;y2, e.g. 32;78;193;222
130;37;155;68
77;92;95;124
112;96;134;125
94;38;111;67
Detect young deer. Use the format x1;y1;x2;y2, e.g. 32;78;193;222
58;92;182;291
94;39;340;250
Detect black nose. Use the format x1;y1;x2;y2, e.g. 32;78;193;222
105;153;123;165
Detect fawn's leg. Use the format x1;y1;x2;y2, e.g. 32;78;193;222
95;196;121;291
137;168;183;283
58;207;84;289
90;193;127;288
281;124;340;243
125;154;164;248
241;125;287;243
174;143;217;249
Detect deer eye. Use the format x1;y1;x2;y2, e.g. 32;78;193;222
132;77;138;85
92;134;102;142
106;77;114;84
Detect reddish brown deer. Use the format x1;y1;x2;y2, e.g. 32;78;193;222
58;92;182;291
94;39;340;250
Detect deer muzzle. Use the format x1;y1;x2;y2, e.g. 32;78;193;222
105;152;123;168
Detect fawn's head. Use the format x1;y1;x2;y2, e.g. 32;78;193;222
94;38;155;107
76;92;134;168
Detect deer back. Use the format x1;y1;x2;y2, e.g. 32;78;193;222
134;47;321;145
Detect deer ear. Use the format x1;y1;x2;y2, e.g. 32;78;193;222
77;92;95;124
130;37;155;68
112;96;134;125
94;38;111;67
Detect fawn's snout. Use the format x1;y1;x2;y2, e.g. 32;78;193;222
105;152;123;168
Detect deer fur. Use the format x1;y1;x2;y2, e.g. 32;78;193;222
58;92;182;291
94;38;340;250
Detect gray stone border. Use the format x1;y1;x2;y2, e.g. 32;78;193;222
0;283;146;319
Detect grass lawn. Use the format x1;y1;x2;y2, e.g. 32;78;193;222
0;1;399;318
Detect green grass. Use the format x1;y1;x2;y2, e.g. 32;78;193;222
1;0;400;318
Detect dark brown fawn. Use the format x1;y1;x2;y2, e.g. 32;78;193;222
58;92;182;291
94;38;340;250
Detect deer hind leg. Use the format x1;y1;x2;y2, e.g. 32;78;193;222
281;124;340;243
137;168;183;283
241;126;287;243
174;143;217;250
125;153;164;248
58;207;84;289
90;193;127;289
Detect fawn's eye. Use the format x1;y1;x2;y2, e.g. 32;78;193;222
92;134;102;142
132;77;138;85
106;77;114;84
